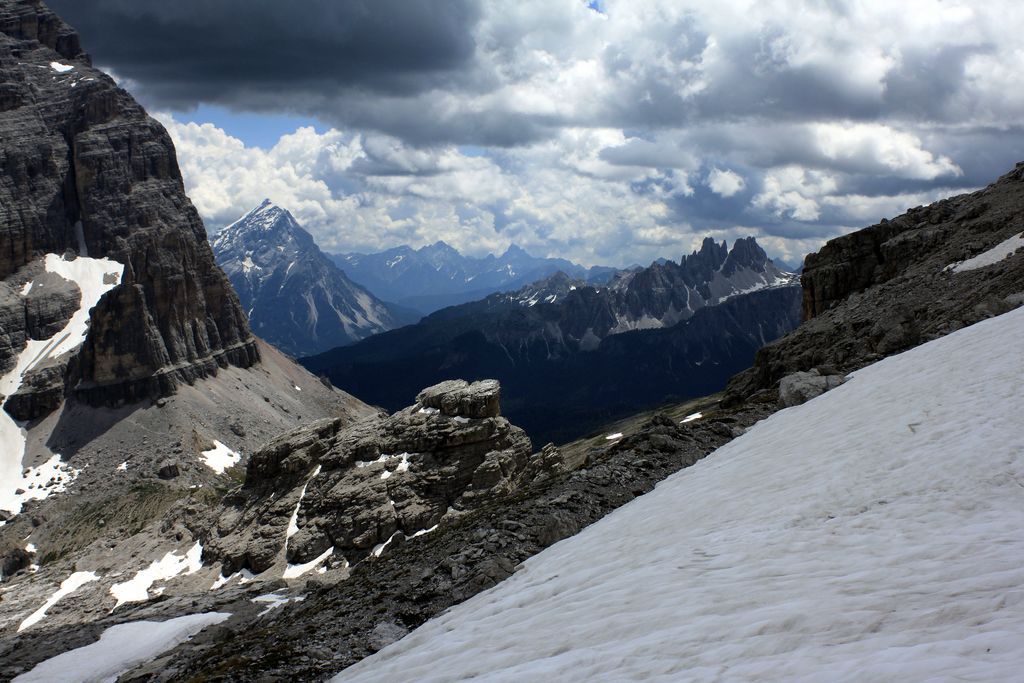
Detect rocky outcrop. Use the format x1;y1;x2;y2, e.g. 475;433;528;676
800;168;1018;320
3;363;65;421
206;379;532;574
0;0;258;409
142;401;777;682
727;162;1024;403
416;379;500;419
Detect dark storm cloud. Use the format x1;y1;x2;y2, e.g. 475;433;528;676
48;0;483;105
882;44;991;120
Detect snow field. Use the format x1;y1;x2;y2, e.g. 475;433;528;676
334;306;1024;682
14;612;230;683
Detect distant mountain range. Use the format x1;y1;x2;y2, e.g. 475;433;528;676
212;201;418;357
331;242;619;314
304;237;801;444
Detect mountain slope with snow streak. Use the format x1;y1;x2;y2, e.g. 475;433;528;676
335;306;1024;682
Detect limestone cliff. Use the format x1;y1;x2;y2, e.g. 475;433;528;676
0;0;258;409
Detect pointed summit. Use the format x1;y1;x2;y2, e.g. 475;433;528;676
502;244;531;259
211;202;408;356
721;236;769;276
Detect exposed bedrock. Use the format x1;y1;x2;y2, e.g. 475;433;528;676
206;380;535;574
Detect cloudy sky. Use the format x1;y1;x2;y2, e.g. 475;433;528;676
51;0;1024;267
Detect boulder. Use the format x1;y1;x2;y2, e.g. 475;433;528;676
779;369;845;408
157;461;181;480
416;379;501;418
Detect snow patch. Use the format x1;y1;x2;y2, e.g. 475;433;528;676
14;612;230;683
604;432;623;440
19;280;32;296
109;542;203;608
49;61;73;73
335;307;1024;683
945;232;1024;273
409;524;439;539
252;592;306;617
681;411;703;423
210;569;254;591
371;532;402;558
19;571;98;632
286;465;322;541
200;440;241;474
284;547;334;579
418;407;439;415
116;461;128;472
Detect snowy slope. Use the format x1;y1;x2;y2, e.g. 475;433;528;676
335;306;1024;682
0;254;123;515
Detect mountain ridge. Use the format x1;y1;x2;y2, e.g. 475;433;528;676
304;237;800;444
331;241;619;314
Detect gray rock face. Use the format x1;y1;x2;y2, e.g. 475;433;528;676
23;270;81;340
0;1;259;408
727;162;1024;403
778;369;845;408
206;379;531;574
415;379;501;418
3;363;66;421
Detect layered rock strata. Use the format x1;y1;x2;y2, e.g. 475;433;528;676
207;379;532;574
0;0;258;411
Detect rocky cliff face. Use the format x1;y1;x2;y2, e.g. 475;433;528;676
727;162;1024;402
212;200;414;357
206;379;533;575
0;0;258;409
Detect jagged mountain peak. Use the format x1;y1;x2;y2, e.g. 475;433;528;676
419;240;459;255
211;203;412;357
721;236;770;275
500;244;532;260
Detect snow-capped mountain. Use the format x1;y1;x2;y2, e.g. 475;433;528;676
212;200;417;357
335;304;1024;683
332;242;618;314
